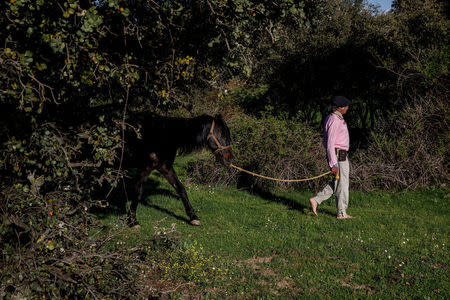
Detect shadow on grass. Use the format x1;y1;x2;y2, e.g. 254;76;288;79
237;173;336;217
93;176;192;224
95;171;337;222
144;204;191;224
139;181;192;224
256;189;308;211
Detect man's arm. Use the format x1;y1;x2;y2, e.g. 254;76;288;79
326;117;339;171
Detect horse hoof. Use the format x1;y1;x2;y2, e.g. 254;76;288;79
132;224;141;229
126;217;139;228
190;219;201;226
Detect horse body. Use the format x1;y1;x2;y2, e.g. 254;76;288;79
124;113;233;226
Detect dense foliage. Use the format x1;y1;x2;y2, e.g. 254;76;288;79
1;0;448;297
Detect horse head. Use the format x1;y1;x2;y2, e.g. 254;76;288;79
207;115;233;165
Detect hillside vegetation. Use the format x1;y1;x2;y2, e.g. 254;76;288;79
1;0;448;297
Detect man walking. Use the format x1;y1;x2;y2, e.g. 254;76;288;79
310;96;353;219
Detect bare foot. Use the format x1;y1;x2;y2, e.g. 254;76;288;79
190;219;201;226
336;215;354;219
309;198;318;216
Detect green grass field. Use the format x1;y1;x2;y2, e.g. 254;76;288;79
99;157;449;299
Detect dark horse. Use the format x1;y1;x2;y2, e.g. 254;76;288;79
124;113;233;226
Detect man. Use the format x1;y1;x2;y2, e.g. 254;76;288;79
310;96;353;219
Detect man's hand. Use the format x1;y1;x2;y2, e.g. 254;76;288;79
331;166;339;176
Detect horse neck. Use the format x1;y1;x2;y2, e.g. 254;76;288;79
174;116;212;151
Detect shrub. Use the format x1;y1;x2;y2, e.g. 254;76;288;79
0;189;197;298
0;113;133;298
351;96;449;190
0;188;131;298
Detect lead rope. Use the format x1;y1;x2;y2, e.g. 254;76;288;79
228;163;335;182
208;120;338;182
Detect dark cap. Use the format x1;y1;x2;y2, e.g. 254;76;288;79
333;96;351;107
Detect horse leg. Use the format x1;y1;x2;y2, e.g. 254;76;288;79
158;163;201;226
127;167;153;227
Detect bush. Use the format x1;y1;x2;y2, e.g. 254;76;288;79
0;187;207;298
351;96;449;190
0;188;131;298
0;112;135;298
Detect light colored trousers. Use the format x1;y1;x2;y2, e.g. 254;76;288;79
311;157;349;216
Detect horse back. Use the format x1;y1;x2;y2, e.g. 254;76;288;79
124;113;211;166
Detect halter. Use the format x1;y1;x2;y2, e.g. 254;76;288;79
207;120;232;154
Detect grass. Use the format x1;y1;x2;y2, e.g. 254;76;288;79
98;155;449;299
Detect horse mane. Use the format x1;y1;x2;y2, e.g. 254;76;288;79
171;114;231;155
177;114;214;154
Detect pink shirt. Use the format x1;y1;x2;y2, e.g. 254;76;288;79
323;112;349;168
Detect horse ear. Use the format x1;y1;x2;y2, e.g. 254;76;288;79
214;114;223;121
